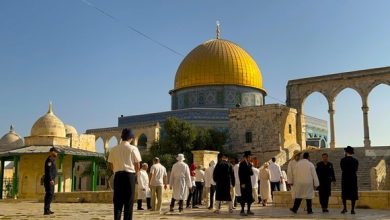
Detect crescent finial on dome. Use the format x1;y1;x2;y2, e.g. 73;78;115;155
48;101;53;114
216;21;221;39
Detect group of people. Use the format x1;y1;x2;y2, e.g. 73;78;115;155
42;128;359;220
287;146;359;215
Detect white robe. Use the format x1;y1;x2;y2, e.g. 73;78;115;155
233;164;241;196
291;159;319;199
251;167;259;189
204;165;215;188
287;159;298;199
137;170;150;199
259;168;271;201
280;170;288;191
170;161;192;200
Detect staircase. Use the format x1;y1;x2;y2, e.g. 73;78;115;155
281;147;389;191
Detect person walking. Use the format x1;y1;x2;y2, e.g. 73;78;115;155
186;163;197;208
213;154;235;214
194;165;205;205
169;154;192;213
280;170;288;192
149;157;168;212
232;158;241;209
287;150;301;198
108;128;141;220
316;153;336;212
340;146;359;215
289;152;319;214
259;162;271;206
269;157;282;197
238;151;254;216
204;160;216;210
251;164;260;204
43;147;59;215
137;163;151;210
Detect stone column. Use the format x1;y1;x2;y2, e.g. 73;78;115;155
296;107;306;150
191;150;219;169
103;138;109;153
0;159;4;199
328;101;336;149
362;95;371;148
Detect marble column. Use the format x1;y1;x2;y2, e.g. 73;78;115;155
362;95;371;148
328;102;336;149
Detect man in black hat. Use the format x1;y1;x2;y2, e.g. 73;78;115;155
238;151;254;216
43;147;59;215
340;146;359;215
108;128;142;220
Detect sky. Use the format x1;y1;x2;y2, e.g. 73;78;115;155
0;0;389;148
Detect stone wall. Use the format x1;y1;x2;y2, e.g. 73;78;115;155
274;191;390;210
228;104;299;163
69;134;96;152
18;154;73;199
371;160;387;190
53;190;172;203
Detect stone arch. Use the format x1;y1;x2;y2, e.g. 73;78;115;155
95;137;105;153
287;66;390;148
137;134;148;150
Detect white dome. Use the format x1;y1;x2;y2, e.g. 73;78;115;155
65;124;78;135
30;103;66;137
0;125;24;148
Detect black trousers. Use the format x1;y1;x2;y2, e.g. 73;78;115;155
113;172;136;220
170;198;184;211
44;181;54;212
186;187;196;207
292;198;312;213
319;191;330;209
209;185;216;208
195;182;203;205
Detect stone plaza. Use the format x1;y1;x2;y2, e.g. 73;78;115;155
1;200;390;220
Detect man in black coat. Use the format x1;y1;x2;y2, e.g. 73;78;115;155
340;146;359;215
238;151;254;216
316;153;336;212
43;147;59;215
213;154;235;214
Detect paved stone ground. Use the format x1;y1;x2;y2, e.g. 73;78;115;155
0;201;389;220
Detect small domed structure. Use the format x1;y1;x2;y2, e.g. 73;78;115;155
65;124;78;135
0;125;24;148
31;102;66;137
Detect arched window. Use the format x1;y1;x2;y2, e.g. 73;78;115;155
138;134;148;149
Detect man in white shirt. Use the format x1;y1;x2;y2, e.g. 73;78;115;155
108;128;142;220
149;157;168;212
137;163;151;210
204;160;216;209
194;165;205;205
232;158;241;209
269;157;282;198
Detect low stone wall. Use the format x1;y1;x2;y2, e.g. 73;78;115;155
274;191;390;210
53;189;172;203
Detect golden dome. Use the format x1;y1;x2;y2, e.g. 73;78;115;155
31;103;66;137
0;125;24;147
65;124;78;135
174;39;264;92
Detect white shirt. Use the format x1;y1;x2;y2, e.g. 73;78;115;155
251;167;259;188
107;141;141;173
150;163;167;186
269;161;282;182
204;165;215;187
195;169;205;182
137;169;149;190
